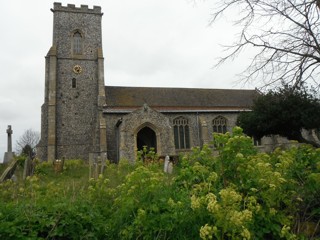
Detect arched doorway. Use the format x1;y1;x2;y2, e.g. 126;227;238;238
137;127;157;152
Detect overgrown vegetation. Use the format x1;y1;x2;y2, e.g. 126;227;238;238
0;127;319;239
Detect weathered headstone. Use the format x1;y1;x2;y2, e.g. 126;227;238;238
164;155;173;174
0;158;18;182
89;153;106;179
164;155;169;173
3;125;15;163
167;161;173;174
23;156;35;179
53;159;64;173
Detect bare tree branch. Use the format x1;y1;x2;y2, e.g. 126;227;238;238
211;0;320;90
15;129;40;155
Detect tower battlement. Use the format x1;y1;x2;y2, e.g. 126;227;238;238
52;2;102;15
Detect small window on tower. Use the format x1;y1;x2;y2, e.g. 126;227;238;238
73;31;82;55
72;78;77;88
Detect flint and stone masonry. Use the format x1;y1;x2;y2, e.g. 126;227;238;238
37;3;107;161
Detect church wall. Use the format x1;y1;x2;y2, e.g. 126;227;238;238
105;113;124;162
55;60;99;160
37;104;48;160
104;111;240;162
164;112;239;148
37;57;50;160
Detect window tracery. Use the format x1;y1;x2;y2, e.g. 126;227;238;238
212;116;227;134
173;116;190;149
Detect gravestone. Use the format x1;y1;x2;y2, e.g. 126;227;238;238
164;155;169;173
53;159;64;173
0;158;18;182
164;155;173;174
89;153;106;179
23;156;35;179
3;125;15;163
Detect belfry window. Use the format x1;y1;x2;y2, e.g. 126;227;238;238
173;117;190;149
212;116;227;134
73;31;82;54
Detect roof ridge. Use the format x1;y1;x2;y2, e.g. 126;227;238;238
105;85;256;91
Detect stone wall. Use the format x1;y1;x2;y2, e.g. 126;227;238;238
105;113;123;163
104;108;241;162
55;60;98;160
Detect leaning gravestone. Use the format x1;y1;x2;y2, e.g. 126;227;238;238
3;125;15;164
0;158;18;182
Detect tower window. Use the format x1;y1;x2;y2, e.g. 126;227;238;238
72;78;77;88
212;116;227;134
73;31;82;54
173;117;190;150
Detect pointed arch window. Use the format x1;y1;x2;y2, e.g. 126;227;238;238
212;116;227;134
73;31;82;55
173;117;190;149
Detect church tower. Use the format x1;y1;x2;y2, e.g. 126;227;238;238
38;3;107;161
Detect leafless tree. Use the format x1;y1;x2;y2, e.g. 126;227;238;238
211;0;320;90
16;129;40;156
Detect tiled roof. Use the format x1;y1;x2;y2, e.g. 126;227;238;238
104;86;257;112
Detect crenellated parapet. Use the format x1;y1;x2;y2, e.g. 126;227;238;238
51;2;102;15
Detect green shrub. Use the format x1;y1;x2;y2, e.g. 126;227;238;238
0;128;319;239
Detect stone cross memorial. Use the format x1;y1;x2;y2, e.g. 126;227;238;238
3;125;14;163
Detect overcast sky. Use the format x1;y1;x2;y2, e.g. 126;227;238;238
0;0;254;162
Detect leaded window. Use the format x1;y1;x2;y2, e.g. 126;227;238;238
173;117;190;149
73;31;82;55
212;116;227;134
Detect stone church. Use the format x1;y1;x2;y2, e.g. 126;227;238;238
37;3;258;163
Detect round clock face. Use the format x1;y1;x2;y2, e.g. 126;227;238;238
73;65;82;74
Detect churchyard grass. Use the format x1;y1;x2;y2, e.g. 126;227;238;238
0;127;319;239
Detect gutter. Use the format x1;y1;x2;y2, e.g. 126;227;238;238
103;109;252;114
